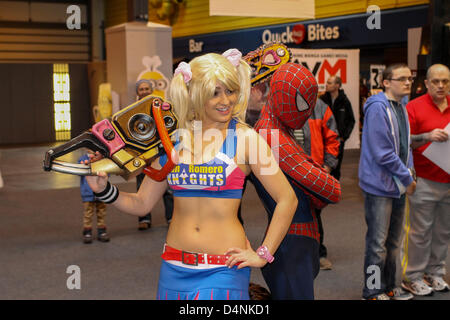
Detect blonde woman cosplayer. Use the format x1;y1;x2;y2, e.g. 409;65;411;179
86;49;297;300
170;52;251;129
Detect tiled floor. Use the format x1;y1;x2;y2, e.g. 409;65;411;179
0;144;448;300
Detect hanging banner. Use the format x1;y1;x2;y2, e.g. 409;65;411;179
370;64;385;91
209;0;315;19
290;48;360;149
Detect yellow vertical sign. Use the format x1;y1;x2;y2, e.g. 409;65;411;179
53;64;71;141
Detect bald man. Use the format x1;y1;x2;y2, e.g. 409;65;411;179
135;79;154;230
135;79;174;230
401;64;450;296
136;79;153;100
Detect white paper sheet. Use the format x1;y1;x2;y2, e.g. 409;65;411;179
422;122;450;174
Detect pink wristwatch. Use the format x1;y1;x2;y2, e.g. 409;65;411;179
256;245;274;263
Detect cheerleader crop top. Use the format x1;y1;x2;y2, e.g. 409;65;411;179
159;118;246;199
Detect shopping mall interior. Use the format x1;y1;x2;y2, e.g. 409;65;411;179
0;0;449;305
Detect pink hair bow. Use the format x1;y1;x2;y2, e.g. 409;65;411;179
222;49;242;68
174;61;192;84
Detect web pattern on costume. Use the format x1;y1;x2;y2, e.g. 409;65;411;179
255;63;341;207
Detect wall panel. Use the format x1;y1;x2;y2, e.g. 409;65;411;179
0;63;91;145
0;28;90;62
0;1;91;63
104;0;128;29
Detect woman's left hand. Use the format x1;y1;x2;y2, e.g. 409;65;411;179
224;239;267;269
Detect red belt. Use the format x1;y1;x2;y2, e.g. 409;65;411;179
162;244;233;266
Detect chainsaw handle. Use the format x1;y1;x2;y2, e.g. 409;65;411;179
143;99;176;181
43;132;109;172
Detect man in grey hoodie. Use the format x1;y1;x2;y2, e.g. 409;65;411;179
359;63;417;300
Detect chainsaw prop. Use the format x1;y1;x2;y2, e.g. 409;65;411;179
43;95;178;181
243;42;291;85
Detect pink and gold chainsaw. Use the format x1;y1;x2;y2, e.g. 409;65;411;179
43;95;178;181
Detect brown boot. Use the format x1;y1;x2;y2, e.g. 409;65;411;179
83;228;93;244
97;227;110;242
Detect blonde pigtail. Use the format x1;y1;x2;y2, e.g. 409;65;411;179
233;59;252;123
169;72;191;130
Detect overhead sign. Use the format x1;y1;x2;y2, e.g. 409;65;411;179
209;0;315;19
261;24;340;45
173;6;427;61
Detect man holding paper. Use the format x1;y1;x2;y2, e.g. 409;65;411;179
402;64;450;296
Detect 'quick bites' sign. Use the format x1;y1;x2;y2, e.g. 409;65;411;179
261;24;340;45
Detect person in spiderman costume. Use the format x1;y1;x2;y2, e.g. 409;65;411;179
250;63;342;300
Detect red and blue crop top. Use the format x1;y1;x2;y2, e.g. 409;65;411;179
159;118;246;199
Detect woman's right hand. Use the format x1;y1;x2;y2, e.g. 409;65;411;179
82;151;109;193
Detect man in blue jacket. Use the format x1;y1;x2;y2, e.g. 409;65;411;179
359;63;417;300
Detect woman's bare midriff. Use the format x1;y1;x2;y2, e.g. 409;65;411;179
165;196;247;255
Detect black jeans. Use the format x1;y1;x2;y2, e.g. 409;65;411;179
330;140;345;181
316;209;327;258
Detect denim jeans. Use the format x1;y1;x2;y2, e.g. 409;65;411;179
362;191;406;299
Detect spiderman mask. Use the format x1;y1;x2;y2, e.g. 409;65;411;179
267;63;318;130
255;63;341;207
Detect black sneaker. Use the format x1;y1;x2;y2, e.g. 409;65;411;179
97;228;110;242
83;228;93;244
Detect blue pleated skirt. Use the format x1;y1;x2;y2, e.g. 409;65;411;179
156;260;251;300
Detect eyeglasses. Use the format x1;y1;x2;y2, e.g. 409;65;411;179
388;77;414;83
430;79;450;86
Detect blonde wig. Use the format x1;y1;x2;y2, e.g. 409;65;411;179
169;52;251;130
